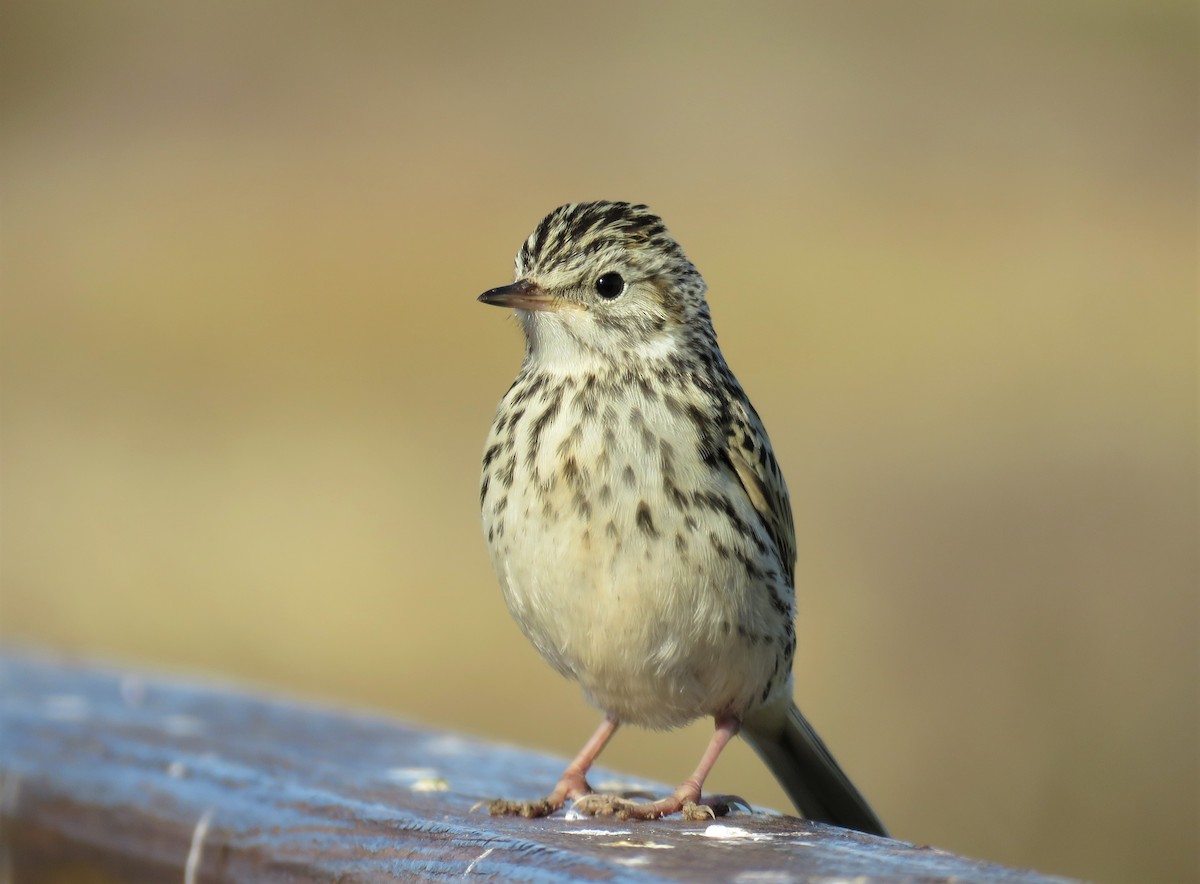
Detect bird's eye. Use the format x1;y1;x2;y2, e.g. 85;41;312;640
594;272;626;300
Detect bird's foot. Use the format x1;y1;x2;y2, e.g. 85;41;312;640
486;797;561;818
573;788;738;821
486;770;593;818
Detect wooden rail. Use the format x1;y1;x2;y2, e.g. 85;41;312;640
0;651;1072;882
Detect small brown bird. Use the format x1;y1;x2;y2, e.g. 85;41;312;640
477;201;886;835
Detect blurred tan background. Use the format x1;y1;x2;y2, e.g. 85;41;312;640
1;2;1195;881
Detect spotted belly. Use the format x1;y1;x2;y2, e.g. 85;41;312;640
479;373;794;728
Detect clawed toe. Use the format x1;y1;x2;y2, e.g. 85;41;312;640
698;793;751;816
487;797;560;818
680;800;717;821
570;792;732;821
571;793;632;816
487;790;737;821
488;762;599;818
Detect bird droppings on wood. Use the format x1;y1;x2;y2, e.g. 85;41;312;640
411;777;450;792
698;824;773;842
612;854;652;867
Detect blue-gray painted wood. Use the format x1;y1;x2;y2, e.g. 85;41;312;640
0;651;1073;882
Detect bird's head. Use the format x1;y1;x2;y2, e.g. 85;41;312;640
478;202;713;368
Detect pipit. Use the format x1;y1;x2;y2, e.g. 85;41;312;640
477;201;886;835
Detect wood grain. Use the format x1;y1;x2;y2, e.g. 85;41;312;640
0;652;1073;882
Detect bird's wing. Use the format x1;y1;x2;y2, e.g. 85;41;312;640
724;395;797;584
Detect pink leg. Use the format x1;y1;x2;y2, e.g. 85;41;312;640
578;715;742;820
489;715;620;817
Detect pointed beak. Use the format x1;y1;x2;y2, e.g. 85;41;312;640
477;279;569;312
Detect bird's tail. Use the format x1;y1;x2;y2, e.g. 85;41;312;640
741;700;888;836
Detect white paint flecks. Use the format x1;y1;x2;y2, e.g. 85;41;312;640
183;807;214;884
599;839;674;849
463;846;494;876
733;873;801;883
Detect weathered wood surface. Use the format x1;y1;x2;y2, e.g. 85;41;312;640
0;651;1072;882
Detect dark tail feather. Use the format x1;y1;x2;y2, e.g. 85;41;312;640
742;701;888;836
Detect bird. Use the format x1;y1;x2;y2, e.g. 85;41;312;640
476;201;887;835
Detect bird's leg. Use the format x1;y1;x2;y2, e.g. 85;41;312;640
488;715;620;817
578;715;742;821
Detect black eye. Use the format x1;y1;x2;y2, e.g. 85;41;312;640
594;272;625;299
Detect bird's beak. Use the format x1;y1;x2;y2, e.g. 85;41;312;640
477;279;569;312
